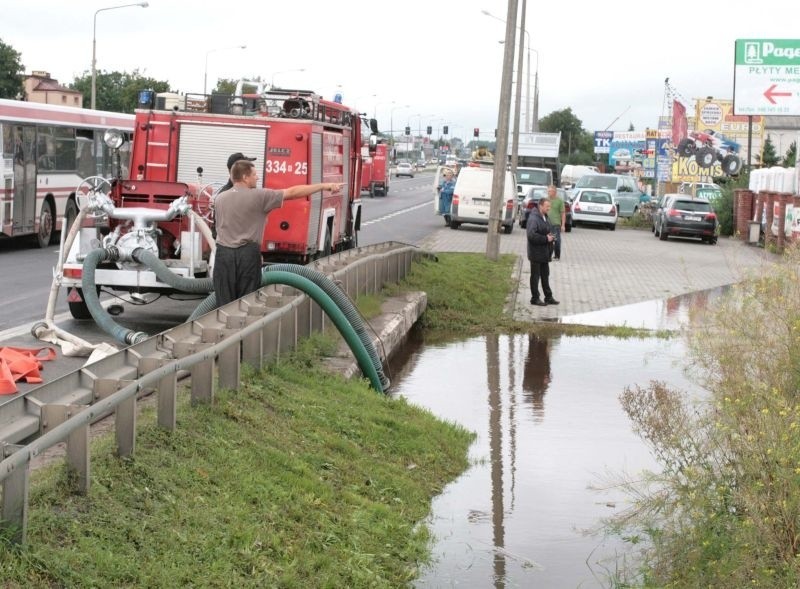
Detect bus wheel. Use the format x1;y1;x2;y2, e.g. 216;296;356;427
36;200;54;248
64;199;79;238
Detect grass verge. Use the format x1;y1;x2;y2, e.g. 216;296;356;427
0;335;474;588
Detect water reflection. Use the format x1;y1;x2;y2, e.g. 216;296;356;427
390;331;703;588
561;285;729;330
521;334;551;421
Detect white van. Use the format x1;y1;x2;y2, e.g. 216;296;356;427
434;165;517;233
560;164;600;189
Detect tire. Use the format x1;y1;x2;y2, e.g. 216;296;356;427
503;224;513;234
695;147;716;168
67;287;93;320
609;222;616;231
677;138;696;157
565;219;572;233
449;221;460;230
519;220;526;229
711;237;718;245
64;199;79;238
722;154;742;175
36;199;54;248
659;221;668;241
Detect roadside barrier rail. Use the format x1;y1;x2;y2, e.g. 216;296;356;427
0;241;427;544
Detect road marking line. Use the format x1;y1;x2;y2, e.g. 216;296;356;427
362;201;432;226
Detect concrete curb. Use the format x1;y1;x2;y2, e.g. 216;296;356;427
323;292;427;384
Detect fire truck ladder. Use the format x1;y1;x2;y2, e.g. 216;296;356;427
141;111;175;181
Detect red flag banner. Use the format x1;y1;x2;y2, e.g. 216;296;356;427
672;100;688;145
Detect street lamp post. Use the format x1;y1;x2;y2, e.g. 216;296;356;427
204;45;247;95
92;2;149;110
270;68;305;88
373;100;394;122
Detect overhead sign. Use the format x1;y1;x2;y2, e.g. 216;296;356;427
593;131;612;154
734;39;800;115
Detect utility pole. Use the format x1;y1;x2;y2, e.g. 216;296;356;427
510;0;527;179
486;0;518;261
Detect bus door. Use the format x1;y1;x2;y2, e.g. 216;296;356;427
12;126;37;234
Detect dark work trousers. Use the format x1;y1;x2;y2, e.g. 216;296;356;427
213;242;263;307
529;260;553;302
550;225;562;259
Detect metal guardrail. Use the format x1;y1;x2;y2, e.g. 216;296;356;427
0;242;427;543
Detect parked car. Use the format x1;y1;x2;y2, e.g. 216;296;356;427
570;189;618;230
653;195;718;244
395;162;415;178
416;159;427;170
518;187;548;228
518;187;573;231
569;174;644;217
449;165;517;233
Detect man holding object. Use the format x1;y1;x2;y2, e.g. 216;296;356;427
213;159;343;306
526;197;559;306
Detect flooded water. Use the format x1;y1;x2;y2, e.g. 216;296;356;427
561;285;730;331
389;329;707;588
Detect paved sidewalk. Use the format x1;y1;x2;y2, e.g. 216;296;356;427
418;224;776;322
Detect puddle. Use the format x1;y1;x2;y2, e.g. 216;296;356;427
389;329;706;588
561;285;730;331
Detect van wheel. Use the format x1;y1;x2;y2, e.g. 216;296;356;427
450;222;460;230
503;224;513;235
609;222;616;231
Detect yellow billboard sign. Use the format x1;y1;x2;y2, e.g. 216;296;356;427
671;156;723;182
694;97;765;165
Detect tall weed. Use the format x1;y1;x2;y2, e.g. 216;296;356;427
610;245;800;587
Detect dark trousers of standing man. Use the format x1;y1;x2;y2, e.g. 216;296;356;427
213;242;262;307
550;226;562;260
529;260;553;302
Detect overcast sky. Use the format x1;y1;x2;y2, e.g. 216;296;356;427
4;0;798;140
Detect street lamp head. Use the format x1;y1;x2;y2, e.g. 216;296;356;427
139;2;149;7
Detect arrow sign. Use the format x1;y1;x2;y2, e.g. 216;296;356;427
764;84;792;104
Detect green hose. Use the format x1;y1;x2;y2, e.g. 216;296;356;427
261;271;384;393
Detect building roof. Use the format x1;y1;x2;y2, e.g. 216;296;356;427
764;116;800;131
26;74;81;95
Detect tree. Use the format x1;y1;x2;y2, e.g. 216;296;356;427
70;69;172;113
761;136;779;167
215;76;264;95
0;38;24;99
539;107;596;163
784;141;796;167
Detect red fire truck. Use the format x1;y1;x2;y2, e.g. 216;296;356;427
360;142;390;197
59;85;376;318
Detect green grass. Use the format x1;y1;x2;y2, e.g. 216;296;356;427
0;336;474;588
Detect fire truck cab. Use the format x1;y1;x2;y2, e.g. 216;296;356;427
60;84;377;319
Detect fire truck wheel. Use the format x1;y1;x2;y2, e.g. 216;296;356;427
67;287;93;320
36;199;54;248
64;199;79;238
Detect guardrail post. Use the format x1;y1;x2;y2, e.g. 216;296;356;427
202;328;240;392
242;312;265;369
278;308;295;358
1;444;28;545
296;297;311;341
139;358;178;431
41;404;90;494
93;379;137;458
173;342;215;405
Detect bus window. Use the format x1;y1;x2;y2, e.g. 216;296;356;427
53;127;76;172
36;127;56;170
76;130;94;178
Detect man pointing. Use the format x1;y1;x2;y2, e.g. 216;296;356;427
213;158;343;306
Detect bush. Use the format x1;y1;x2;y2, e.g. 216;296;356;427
610;245;800;586
714;171;749;236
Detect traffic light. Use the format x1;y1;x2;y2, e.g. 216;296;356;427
443;125;449;135
426;125;432;135
473;128;479;137
404;126;410;136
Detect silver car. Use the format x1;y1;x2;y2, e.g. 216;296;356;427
395;162;415;178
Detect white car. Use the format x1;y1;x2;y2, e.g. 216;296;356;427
571;189;617;230
395;162;414;178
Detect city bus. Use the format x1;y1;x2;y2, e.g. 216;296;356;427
0;99;135;247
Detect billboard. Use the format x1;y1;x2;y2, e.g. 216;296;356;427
734;39;800;116
594;131;613;154
608;131;646;172
694;97;764;168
